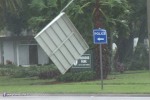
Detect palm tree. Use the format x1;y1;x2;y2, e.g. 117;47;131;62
0;0;22;11
27;0;130;77
0;0;22;29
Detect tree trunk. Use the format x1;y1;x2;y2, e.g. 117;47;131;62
93;0;110;79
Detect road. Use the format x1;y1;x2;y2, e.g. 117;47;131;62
1;95;150;100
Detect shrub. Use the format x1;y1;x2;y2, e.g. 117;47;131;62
0;64;60;79
129;44;149;70
27;66;39;77
0;65;16;76
57;71;96;82
11;65;60;79
12;67;28;78
38;65;60;79
0;68;13;76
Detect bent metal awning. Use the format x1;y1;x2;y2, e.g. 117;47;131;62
34;12;89;74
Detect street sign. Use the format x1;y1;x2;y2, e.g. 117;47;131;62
93;28;107;90
93;29;107;44
34;12;89;74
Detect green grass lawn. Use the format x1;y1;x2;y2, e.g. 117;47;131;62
0;70;150;94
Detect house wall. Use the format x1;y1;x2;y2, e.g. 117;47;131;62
1;38;49;66
38;45;49;65
3;40;15;64
18;45;49;65
13;41;18;65
18;45;29;65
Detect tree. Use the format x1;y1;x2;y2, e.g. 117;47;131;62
27;0;72;33
127;0;148;70
27;0;131;77
64;0;130;76
0;0;146;71
0;0;22;11
0;0;22;29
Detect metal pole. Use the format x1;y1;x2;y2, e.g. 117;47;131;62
100;44;103;90
60;0;74;13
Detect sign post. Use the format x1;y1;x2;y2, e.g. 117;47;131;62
93;29;107;90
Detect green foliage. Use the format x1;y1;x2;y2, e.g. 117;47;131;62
129;44;149;70
0;0;22;13
0;71;150;94
12;67;28;78
122;0;147;67
0;0;23;33
57;71;96;82
27;0;130;47
38;65;60;79
0;65;16;76
27;0;70;32
0;64;60;79
0;0;143;42
0;0;147;73
5;13;24;35
101;0;130;37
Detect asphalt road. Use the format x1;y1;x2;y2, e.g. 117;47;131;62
1;95;150;100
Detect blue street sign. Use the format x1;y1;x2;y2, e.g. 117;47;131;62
93;29;107;44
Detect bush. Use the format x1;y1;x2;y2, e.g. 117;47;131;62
0;68;13;76
0;64;60;79
27;66;39;77
11;66;39;78
12;67;28;78
129;44;149;70
38;65;60;79
0;65;16;76
57;71;96;82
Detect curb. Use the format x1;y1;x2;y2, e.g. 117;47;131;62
1;93;150;97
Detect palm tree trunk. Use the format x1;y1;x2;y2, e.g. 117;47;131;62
93;0;110;79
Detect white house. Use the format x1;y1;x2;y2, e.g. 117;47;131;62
0;36;49;66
